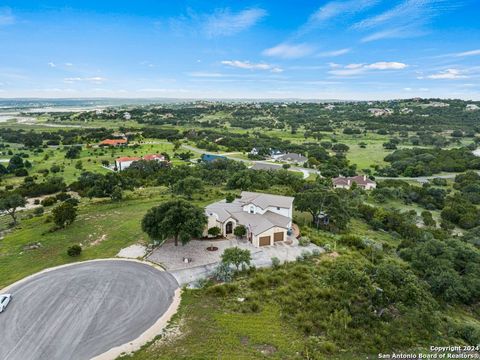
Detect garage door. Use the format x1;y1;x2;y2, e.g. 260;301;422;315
259;236;271;246
273;232;284;242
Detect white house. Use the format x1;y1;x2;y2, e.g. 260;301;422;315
274;153;308;164
115;156;141;171
205;191;294;247
115;154;166;171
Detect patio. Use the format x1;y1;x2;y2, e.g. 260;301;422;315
147;235;323;285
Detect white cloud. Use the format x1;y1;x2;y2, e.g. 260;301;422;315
167;7;267;37
64;76;107;84
48;62;57;68
0;8;15;26
366;62;408;70
427;69;467;80
355;0;460;42
221;60;283;73
65;62;73;66
329;61;408;76
317;48;351;57
307;0;378;25
452;49;480;57
360;27;426;42
262;43;314;59
188;72;225;78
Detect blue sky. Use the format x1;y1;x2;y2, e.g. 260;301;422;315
0;0;479;100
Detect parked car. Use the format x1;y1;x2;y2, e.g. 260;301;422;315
0;294;12;313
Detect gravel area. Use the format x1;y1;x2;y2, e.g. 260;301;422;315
117;244;147;258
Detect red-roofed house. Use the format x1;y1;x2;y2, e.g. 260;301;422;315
333;175;376;190
142;154;165;162
99;138;128;147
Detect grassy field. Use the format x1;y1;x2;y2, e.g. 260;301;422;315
0;141;183;189
0;187;223;288
129;290;305;360
345;143;389;170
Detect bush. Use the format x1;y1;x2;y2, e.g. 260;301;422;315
67;245;82;257
339;235;365;249
41;196;57;207
233;225;247;238
301;250;312;259
14;168;28;177
298;236;311;246
208;226;222;237
271;257;280;268
33;206;44;216
213;262;234;282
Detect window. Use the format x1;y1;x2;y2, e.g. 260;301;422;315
250;206;255;214
277;207;280;210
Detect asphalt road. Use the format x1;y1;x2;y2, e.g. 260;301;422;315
0;260;178;360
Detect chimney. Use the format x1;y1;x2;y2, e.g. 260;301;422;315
363;175;367;181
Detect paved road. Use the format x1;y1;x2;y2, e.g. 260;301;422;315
376;171;480;183
0;260;178;360
181;144;319;179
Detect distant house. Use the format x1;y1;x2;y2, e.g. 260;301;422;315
250;147;259;156
368;108;393;117
324;104;335;110
142;154;166;162
274;153;308;164
269;149;285;159
333;175;376;190
426;102;449;108
250;163;283;171
99;138;128;147
115;154;167;171
123;112;132;120
115;156;141;171
201;154;226;163
205;191;294;247
466;104;479;111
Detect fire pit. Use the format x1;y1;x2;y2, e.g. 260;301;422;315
206;246;218;252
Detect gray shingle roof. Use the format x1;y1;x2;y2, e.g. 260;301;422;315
276;153;308;162
240;191;294;209
205;191;294;235
250;163;283;171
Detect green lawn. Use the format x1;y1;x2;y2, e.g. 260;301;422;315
346;143;390;170
1;141;183;189
0;187;223;288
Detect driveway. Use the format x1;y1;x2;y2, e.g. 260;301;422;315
0;260;178;360
148;238;323;285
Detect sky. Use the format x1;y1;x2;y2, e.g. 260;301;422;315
0;0;479;100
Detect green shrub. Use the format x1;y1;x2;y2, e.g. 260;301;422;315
207;226;221;237
271;257;280;268
339;235;365;249
41;196;57;207
33;206;44;216
298;236;311;246
67;245;82;257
